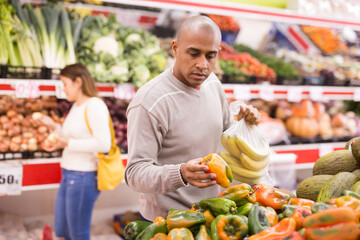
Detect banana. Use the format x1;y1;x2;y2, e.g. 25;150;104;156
239;152;269;171
235;135;269;161
231;173;263;185
219;152;265;179
221;135;241;159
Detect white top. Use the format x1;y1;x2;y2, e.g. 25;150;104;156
57;97;111;171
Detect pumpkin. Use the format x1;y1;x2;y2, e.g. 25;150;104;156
291;100;315;118
286;116;319;138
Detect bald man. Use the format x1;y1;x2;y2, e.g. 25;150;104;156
125;16;260;221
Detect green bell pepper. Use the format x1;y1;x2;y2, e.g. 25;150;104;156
211;214;248;240
310;202;331;214
342;190;360;200
196;197;237;216
235;203;253;216
248;202;271;235
166;210;206;231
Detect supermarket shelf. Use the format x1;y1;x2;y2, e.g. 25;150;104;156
0;79;136;99
2;142;343;191
1;79;360;101
223;84;360;102
101;0;360;30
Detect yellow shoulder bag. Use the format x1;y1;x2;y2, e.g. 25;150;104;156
85;105;125;191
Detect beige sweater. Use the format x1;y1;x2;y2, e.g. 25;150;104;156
125;69;232;221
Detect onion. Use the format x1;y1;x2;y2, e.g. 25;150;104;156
9;141;20;152
20;143;27;152
7;125;21;137
32;112;43;120
2;121;14;130
11;136;22;145
7;109;17;118
0;116;9;124
22;131;34;139
0;129;7;137
22;118;31;127
37;125;48;134
46;133;59;144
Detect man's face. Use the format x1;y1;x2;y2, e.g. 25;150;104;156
172;28;221;89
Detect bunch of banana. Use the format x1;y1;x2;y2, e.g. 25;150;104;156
220;134;269;184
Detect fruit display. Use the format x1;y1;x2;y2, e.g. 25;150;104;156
248;99;360;144
301;26;347;55
0;95;63;154
219;43;277;83
121;181;360;240
206;14;240;34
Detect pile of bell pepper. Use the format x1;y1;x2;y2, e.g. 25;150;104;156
123;183;360;240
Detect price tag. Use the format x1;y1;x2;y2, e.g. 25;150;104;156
259;85;274;102
287;87;303;102
55;81;67;99
0;161;22;196
319;144;333;157
15;80;40;98
309;87;323;101
114;83;136;100
233;85;251;101
353;88;360;102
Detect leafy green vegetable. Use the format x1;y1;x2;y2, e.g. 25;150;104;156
76;13;167;87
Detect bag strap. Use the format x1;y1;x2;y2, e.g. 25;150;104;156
84;104;93;135
84;102;117;152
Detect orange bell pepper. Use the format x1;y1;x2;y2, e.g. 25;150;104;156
303;207;357;228
335;196;360;219
259;206;278;226
150;233;168;240
253;184;290;210
167;228;194;240
289;198;315;210
247;218;296;240
203;210;215;229
201;153;233;188
291;207;312;230
218;183;256;205
304;221;358;240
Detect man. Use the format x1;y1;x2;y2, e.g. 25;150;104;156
125;15;260;221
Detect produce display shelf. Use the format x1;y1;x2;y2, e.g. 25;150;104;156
1;79;359;101
0;142;344;191
101;0;360;30
223;84;360;101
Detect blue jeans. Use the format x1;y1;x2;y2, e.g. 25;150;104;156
54;169;100;240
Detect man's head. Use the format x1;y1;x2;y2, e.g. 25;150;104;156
172;15;221;89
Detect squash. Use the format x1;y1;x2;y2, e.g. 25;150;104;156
291;100;315;118
286;116;319;138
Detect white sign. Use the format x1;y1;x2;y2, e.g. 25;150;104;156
309;87;323;101
353;88;360;102
259;85;274;102
0;161;22;195
55;81;67;99
114;83;136;100
15;80;40;98
287;87;303;102
233;85;251;101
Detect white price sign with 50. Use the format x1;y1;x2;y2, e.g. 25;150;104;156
0;162;23;196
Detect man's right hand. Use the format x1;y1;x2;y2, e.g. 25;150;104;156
180;158;217;188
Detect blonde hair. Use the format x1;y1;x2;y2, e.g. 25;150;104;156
60;63;99;98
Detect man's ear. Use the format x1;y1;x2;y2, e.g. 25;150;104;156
172;40;178;57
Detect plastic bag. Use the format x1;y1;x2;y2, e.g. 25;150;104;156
219;101;273;185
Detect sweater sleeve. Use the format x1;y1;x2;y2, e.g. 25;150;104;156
125;104;187;194
67;98;111;153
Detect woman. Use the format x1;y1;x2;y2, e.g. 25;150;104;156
37;63;111;240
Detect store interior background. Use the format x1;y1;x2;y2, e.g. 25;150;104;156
0;0;359;235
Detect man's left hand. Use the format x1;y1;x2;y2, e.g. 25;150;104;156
236;104;261;125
